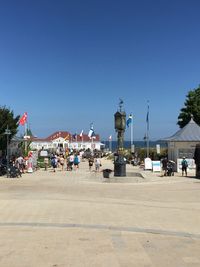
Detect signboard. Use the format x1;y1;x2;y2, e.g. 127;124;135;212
156;144;160;154
152;161;161;172
40;150;48;157
178;149;195;159
131;144;135;153
144;158;152;170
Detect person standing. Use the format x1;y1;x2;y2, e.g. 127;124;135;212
162;157;168;176
181;157;188;176
44;157;49;171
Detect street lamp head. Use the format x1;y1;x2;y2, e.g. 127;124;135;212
4;126;11;135
114;111;126;131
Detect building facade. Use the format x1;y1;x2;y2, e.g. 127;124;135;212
29;131;104;151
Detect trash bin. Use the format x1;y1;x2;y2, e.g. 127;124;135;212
103;169;112;178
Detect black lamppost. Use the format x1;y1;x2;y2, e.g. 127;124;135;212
4;126;11;177
114;99;126;176
194;143;200;178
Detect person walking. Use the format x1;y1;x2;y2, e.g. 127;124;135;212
181;157;188;176
88;157;94;171
95;157;101;172
60;155;65;171
68;154;74;171
74;154;80;170
51;155;57;172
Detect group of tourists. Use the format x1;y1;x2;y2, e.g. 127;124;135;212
44;151;102;173
162;156;188;176
0;154;32;177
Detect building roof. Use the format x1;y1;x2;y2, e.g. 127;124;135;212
46;131;71;141
31;131;100;142
163;118;200;141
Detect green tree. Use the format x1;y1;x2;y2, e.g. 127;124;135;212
178;86;200;128
0;106;20;152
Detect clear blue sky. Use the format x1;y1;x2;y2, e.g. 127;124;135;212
0;0;200;141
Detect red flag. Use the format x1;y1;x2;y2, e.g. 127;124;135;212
19;112;28;126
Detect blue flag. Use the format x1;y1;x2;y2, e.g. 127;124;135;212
126;114;133;127
72;133;77;140
146;105;149;130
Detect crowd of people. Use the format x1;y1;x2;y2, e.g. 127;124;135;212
45;150;102;173
0;148;103;177
0;154;31;177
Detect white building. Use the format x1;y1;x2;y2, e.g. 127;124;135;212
30;131;104;151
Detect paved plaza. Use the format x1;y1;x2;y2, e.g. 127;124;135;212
0;159;200;267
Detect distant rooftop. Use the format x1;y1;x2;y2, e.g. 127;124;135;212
163;118;200;142
31;131;100;142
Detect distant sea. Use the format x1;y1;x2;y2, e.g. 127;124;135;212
102;141;167;152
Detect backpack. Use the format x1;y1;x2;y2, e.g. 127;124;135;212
74;156;79;164
51;158;56;166
182;159;188;167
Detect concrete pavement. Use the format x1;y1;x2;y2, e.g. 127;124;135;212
0;159;199;266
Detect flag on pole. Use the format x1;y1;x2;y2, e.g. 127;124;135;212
19;112;28;126
126;114;133;127
64;134;69;140
79;130;83;137
88;123;95;138
91;131;96;139
72;133;77;140
146;104;149;130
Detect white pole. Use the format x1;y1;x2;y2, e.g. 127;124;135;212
147;130;149;158
25;122;28;154
109;138;112;152
130;120;133;146
146;103;149;158
81;135;83;149
91;137;94;153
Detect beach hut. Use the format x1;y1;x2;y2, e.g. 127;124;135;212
162;118;200;171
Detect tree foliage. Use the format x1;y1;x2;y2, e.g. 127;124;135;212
178;86;200;128
0;106;20;152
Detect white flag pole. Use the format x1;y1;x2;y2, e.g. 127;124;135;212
109;136;112;152
24;122;28;154
81;135;83;149
130;117;133;146
146;102;150;158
